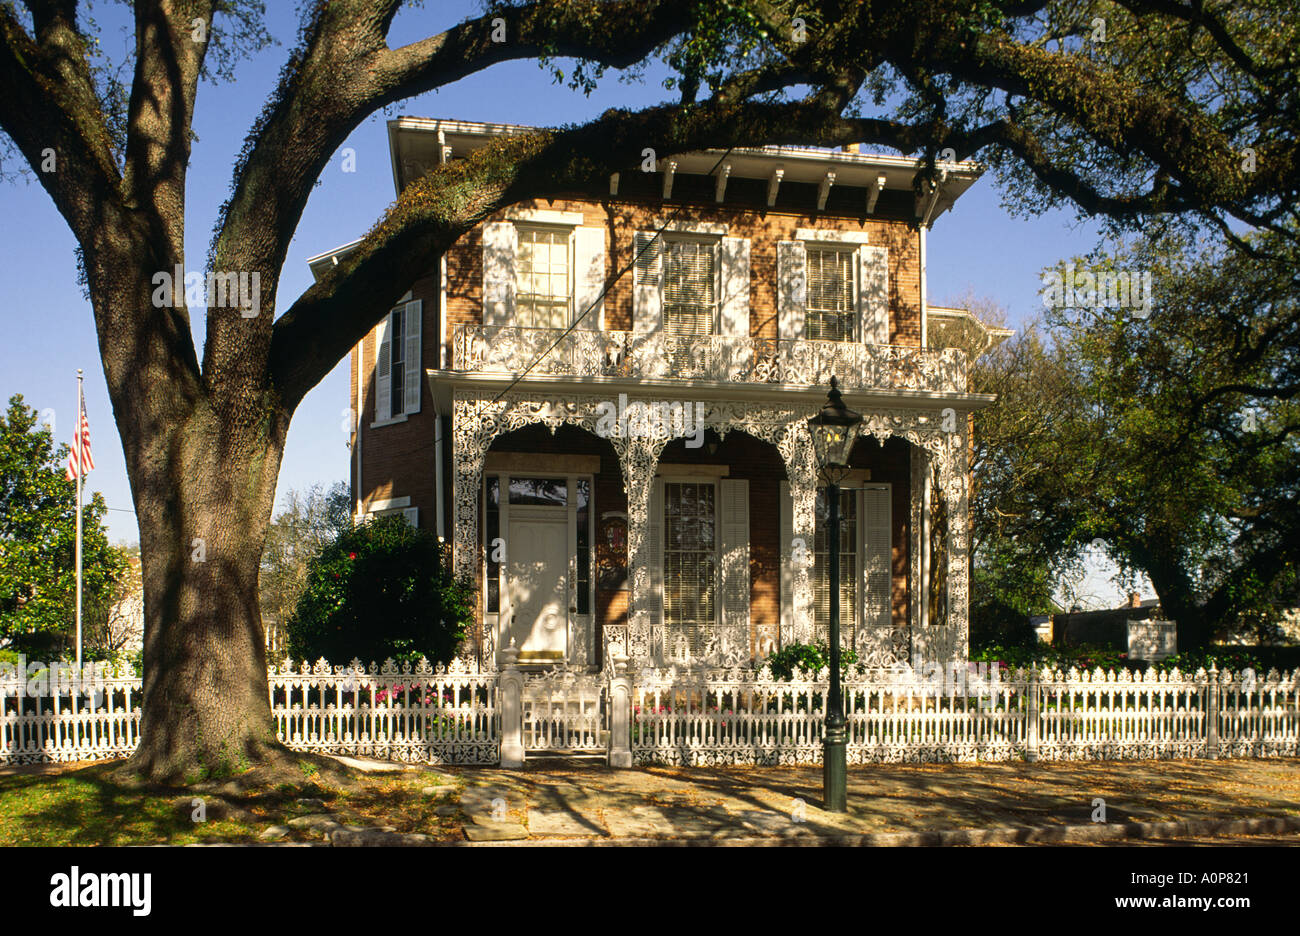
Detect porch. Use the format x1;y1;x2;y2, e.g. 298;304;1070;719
446;380;976;672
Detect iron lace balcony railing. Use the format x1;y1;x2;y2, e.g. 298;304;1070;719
451;325;968;394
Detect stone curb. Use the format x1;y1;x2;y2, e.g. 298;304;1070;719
329;815;1300;847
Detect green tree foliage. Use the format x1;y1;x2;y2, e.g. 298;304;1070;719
972;228;1300;650
0;395;125;657
288;515;471;667
259;482;352;644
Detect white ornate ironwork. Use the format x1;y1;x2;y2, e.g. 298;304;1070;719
451;388;972;669
5;663;1297;768
454;325;968;394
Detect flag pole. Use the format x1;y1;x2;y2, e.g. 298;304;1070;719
75;369;84;673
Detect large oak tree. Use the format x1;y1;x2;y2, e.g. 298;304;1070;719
3;0;1295;780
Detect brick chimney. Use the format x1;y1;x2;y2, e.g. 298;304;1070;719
1127;592;1142;608
843;143;861;154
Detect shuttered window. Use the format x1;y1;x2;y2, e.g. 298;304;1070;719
805;247;856;341
663;238;719;336
515;226;571;328
663;481;717;658
812;486;858;644
389;304;406;417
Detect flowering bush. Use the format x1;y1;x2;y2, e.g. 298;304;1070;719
288;514;471;666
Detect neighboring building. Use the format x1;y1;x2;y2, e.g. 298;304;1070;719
309;118;997;672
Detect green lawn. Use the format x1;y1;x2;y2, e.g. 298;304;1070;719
0;760;466;846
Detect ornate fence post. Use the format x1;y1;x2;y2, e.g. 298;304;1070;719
1205;664;1220;760
608;648;633;768
499;641;524;768
1025;667;1040;763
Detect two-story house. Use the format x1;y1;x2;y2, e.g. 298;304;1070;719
308;117;998;673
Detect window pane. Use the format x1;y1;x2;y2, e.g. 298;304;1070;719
812;487;856;645
663;239;717;336
663;481;716;658
508;477;567;506
806;248;855;342
516;227;570;328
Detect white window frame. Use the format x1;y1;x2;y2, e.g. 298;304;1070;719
659;475;722;660
660;233;723;337
371;292;420;428
803;243;859;343
513;223;575;329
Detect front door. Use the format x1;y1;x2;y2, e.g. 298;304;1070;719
507;517;569;662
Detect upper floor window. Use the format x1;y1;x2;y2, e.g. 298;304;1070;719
663;237;720;336
515;225;572;328
805;247;856;342
374;299;422;424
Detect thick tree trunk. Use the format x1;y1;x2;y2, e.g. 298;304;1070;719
114;374;291;781
128;426;287;781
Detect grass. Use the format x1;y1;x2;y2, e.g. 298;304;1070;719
0;759;468;846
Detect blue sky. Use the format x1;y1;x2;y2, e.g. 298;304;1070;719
0;3;1132;606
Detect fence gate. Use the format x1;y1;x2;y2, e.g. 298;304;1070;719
520;667;607;756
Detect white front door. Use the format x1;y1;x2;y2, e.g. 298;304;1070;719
507;517;569;662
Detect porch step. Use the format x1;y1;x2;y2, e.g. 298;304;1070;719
525;751;607;764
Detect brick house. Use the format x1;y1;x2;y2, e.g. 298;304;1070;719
308;118;998;672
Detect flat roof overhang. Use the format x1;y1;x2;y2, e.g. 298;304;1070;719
389;117;982;223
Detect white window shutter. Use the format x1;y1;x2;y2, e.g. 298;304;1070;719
482;221;517;326
779;480;793;639
632;231;663;336
647;479;664;651
402;507;419;528
403;299;422;415
862;485;892;629
719;479;750;642
573;226;605;328
374;314;392;423
719;237;750;336
859;245;889;345
777;240;807;340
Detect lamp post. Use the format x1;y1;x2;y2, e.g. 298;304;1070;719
806;376;863;813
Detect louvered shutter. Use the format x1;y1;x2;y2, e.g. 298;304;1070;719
633;231;663;335
777;240;807;340
858;245;889;345
482;221;517;326
862;485;892;629
374;315;392;423
779;480;794;638
647;479;664;652
573;226;605;328
633;231;667;377
719;479;750;642
719;237;750;335
402;299;422;414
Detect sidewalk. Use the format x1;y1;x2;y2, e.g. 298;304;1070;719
337;757;1300;845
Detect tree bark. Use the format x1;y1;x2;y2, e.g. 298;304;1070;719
127;403;288;782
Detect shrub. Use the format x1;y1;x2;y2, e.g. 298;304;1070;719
762;642;860;680
287;515;472;667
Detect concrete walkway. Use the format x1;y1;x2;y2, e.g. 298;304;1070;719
427;757;1300;844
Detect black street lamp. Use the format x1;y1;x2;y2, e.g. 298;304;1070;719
806;376;863;813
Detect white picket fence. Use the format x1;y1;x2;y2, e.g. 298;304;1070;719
1;658;499;766
625;664;1300;766
3;658;1297;768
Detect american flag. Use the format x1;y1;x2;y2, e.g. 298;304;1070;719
65;398;95;482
